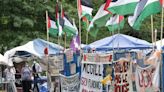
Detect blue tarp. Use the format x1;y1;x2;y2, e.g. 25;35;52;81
83;34;153;51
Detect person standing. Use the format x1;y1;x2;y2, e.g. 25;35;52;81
32;61;42;92
4;66;17;92
21;63;32;92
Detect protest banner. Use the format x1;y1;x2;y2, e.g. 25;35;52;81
60;73;80;92
80;63;104;92
135;62;160;92
113;58;133;92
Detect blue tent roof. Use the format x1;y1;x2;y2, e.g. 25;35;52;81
83;34;153;51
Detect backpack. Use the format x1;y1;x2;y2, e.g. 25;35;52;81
22;67;31;80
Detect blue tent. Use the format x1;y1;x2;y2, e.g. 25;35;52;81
83;34;153;51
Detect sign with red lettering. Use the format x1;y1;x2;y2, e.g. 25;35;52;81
135;62;160;92
113;58;133;92
80;63;103;92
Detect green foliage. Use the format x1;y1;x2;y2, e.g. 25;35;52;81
0;0;163;54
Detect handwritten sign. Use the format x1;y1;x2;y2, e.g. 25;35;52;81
60;73;80;92
80;63;103;92
113;59;133;92
135;62;160;92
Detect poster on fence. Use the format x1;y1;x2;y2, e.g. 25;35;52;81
113;58;133;92
80;63;104;92
135;62;160;92
60;73;80;92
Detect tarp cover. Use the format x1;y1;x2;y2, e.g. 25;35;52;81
4;38;64;66
0;54;9;66
83;34;153;51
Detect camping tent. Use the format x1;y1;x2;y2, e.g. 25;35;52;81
83;34;153;51
4;38;64;66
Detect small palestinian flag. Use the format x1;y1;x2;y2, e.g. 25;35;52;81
78;0;93;21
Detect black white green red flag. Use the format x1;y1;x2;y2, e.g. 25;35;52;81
78;0;93;21
105;15;124;32
128;0;161;30
62;11;76;37
160;0;164;7
48;17;58;36
105;0;140;15
87;3;111;31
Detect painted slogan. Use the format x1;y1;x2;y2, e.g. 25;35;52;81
60;73;80;92
113;58;133;92
80;63;104;92
135;62;160;92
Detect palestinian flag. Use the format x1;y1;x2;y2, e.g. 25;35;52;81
128;0;161;30
48;17;58;36
105;15;124;32
56;2;63;36
62;11;76;37
87;3;111;31
160;0;164;7
106;0;140;15
78;0;93;21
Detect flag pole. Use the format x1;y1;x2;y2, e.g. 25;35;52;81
155;29;157;47
46;10;51;91
77;0;82;52
160;5;164;92
86;19;89;44
151;15;154;51
160;7;164;48
46;11;49;42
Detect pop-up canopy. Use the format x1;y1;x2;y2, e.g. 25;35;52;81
4;38;64;66
83;34;153;51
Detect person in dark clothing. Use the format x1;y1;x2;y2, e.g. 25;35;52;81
32;61;42;92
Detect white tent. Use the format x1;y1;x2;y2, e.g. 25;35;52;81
4;38;64;66
0;54;10;66
153;39;164;50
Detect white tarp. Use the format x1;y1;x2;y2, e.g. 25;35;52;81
4;38;64;66
0;54;9;66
